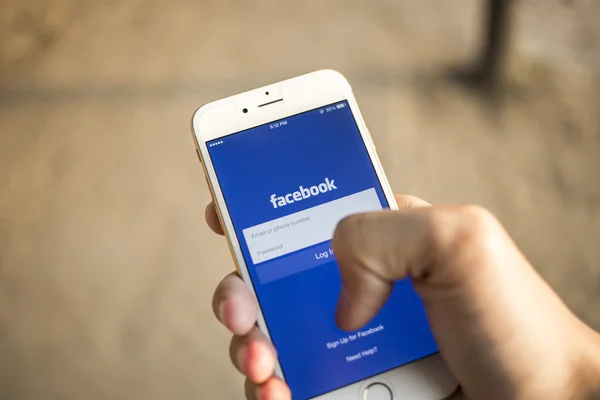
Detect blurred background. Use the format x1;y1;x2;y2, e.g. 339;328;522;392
0;0;599;398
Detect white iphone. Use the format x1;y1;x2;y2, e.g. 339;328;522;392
191;70;457;400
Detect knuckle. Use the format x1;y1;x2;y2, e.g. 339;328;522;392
459;205;499;233
423;205;508;283
455;205;504;254
430;205;503;255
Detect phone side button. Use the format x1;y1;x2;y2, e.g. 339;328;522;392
196;148;203;163
362;383;393;400
204;176;213;199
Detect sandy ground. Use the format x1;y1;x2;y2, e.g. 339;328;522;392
0;1;599;399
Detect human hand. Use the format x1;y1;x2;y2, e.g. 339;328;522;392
207;195;600;400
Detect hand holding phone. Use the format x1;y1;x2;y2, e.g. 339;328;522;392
208;195;600;400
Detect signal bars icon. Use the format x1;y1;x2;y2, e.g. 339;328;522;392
209;140;224;147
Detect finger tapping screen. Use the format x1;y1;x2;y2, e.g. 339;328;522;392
207;101;438;399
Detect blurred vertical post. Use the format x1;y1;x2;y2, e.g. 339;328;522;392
478;0;513;88
452;0;514;92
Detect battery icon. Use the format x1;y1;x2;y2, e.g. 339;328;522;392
336;103;346;109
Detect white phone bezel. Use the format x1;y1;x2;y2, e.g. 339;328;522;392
191;70;457;400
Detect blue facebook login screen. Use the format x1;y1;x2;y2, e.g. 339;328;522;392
207;102;437;399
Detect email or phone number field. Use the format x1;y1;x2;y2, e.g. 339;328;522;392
242;189;382;283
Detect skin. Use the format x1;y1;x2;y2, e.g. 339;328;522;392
207;195;600;400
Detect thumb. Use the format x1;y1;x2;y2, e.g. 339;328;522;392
331;204;518;331
332;203;599;400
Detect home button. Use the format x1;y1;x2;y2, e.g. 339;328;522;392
362;383;393;400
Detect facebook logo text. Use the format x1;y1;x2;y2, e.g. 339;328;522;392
269;178;337;208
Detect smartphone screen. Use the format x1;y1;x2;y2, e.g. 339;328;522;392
207;101;437;399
